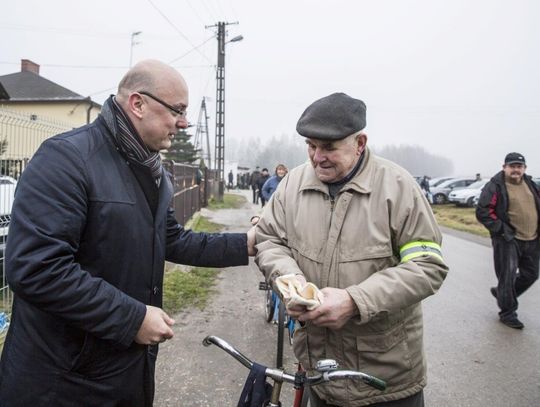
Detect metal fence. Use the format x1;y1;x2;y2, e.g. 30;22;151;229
1;107;73;316
163;161;218;226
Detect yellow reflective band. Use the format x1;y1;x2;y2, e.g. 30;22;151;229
399;241;443;263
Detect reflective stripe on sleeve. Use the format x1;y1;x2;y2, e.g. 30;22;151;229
399;241;443;263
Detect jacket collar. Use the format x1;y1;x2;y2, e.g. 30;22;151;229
299;147;374;195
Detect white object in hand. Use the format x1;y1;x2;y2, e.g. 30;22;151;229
275;275;324;310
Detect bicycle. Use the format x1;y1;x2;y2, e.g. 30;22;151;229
203;335;386;407
259;281;295;368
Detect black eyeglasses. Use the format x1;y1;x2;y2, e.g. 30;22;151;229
138;90;187;118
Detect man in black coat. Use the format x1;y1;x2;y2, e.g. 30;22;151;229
256;168;270;207
250;166;261;204
0;60;256;406
476;152;540;329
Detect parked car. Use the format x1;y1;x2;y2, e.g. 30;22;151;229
0;175;17;281
448;179;489;207
430;177;477;204
429;176;455;188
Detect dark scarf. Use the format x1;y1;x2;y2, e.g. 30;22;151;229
108;97;163;185
327;150;365;199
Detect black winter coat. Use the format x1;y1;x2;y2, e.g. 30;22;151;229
0;111;247;406
476;171;540;241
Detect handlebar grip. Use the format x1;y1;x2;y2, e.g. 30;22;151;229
364;375;386;391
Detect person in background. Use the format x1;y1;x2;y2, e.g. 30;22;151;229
261;164;288;203
256;168;270;207
255;92;447;407
420;175;431;203
0;59;256;406
227;169;234;190
250;166;261;204
475;173;482;181
476;152;540;329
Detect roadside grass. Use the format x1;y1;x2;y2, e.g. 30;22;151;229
162;266;220;315
162;203;234;315
208;193;245;210
431;204;489;238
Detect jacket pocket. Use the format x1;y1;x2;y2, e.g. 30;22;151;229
356;323;406;352
70;332;93;373
355;323;412;388
340;245;393;263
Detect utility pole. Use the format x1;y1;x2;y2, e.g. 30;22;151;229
205;21;242;201
129;31;142;67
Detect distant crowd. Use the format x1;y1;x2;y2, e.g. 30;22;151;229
228;164;289;207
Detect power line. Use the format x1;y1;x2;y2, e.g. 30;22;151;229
200;0;218;22
146;0;212;64
0;23;128;38
226;0;239;22
211;0;227;21
168;35;216;64
183;0;207;26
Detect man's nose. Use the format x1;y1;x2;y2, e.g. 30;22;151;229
312;148;325;163
176;117;189;129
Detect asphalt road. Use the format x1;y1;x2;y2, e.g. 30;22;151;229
154;190;540;406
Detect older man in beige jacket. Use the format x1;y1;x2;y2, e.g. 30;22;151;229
255;93;448;407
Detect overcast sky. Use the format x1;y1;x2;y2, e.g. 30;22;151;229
1;0;538;176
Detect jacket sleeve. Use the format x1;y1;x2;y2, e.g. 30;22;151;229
255;181;304;283
165;209;248;267
345;177;448;323
261;177;273;201
475;181;504;235
6;139;146;348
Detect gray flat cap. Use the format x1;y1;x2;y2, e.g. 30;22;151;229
296;92;366;140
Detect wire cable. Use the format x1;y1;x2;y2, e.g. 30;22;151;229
168;35;215;64
146;0;212;63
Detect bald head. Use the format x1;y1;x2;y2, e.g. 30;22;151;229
116;59;188;103
113;60;190;152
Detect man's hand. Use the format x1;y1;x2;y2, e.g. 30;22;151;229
134;305;175;345
297;287;358;330
247;225;257;256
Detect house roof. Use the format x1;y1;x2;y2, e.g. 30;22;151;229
0;71;96;104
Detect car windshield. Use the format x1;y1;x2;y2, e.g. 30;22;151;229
430;177;453;187
465;180;487;189
436;179;461;188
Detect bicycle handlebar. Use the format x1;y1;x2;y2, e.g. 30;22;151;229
202;335;386;391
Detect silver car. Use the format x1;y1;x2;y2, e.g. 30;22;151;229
448;179;489;207
430;177;477;204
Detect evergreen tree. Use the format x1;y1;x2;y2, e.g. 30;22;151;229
162;129;200;164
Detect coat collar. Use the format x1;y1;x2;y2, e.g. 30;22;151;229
298;147;374;195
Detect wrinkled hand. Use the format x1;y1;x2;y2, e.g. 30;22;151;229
134;305;175;345
247;226;257;256
297;287;358;330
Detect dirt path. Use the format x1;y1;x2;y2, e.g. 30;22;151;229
154;190;296;406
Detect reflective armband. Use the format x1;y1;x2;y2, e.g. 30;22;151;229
399;241;443;263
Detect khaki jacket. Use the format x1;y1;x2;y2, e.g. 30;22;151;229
255;148;448;406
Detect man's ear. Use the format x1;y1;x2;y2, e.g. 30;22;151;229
356;134;368;155
127;93;145;119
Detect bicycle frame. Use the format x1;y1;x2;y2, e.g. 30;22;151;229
203;335;386;407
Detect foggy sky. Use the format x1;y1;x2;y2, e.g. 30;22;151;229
1;0;538;177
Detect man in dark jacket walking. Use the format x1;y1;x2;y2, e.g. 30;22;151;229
476;152;540;329
250;166;261;204
256;168;270;207
0;60;256;406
